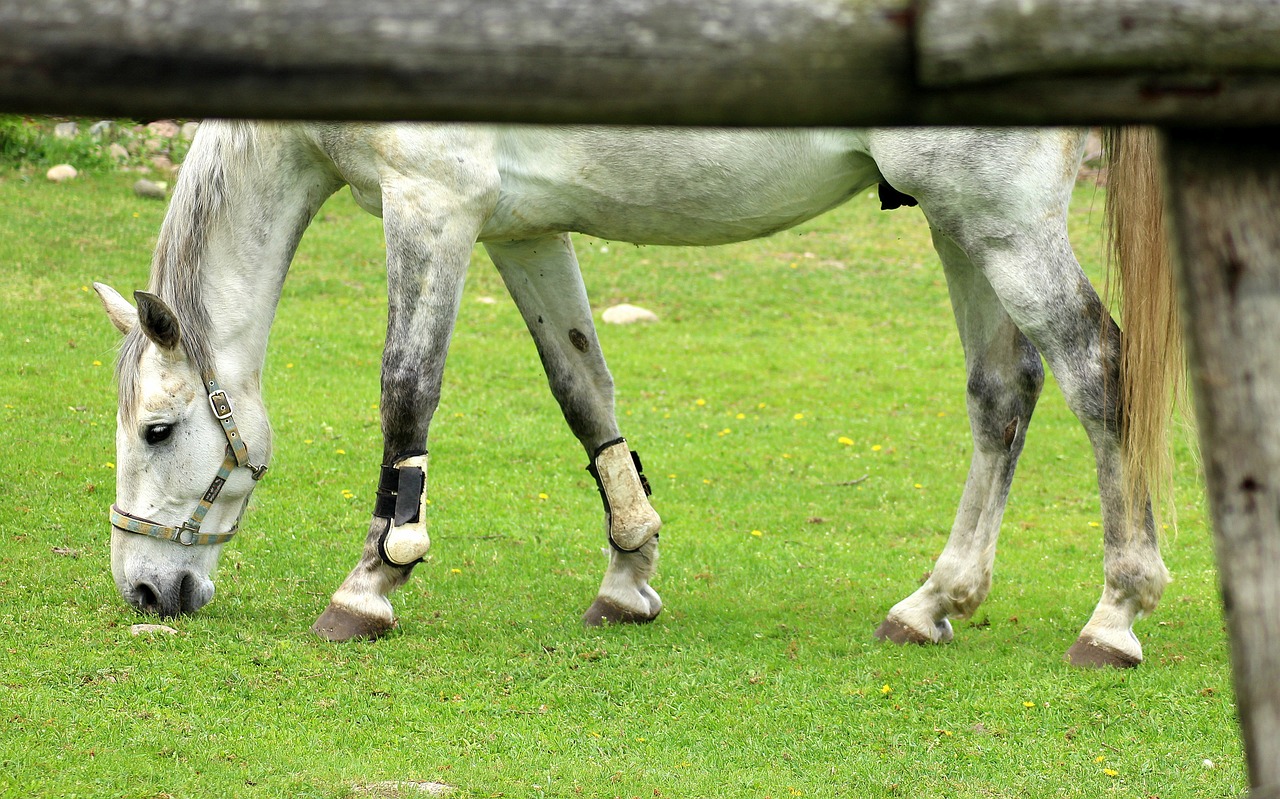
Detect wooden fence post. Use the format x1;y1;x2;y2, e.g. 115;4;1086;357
1164;129;1280;791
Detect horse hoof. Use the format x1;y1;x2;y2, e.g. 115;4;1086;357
582;597;660;627
311;603;396;642
875;616;952;645
1066;635;1142;669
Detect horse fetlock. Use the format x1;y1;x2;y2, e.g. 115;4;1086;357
588;439;660;552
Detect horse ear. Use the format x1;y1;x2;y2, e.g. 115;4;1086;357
134;291;182;351
93;282;138;335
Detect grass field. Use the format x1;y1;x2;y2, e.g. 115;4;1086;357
0;163;1242;798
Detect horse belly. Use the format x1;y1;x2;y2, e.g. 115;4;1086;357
480;128;878;246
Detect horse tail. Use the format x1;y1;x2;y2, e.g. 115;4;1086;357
1103;126;1183;516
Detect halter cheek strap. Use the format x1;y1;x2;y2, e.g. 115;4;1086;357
109;374;267;547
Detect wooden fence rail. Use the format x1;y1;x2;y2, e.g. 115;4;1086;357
3;0;1280;125
3;0;1279;792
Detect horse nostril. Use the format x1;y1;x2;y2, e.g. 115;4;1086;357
178;572;203;614
134;581;162;613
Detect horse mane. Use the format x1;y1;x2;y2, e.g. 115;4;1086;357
116;121;261;426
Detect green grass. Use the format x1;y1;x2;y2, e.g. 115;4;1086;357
0;166;1241;798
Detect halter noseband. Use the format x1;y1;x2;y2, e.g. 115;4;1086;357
109;375;268;547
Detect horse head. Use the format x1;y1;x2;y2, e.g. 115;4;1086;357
94;283;271;617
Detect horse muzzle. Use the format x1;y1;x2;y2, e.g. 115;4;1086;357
117;565;216;617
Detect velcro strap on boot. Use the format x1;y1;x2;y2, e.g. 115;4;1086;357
373;450;431;566
586;437;661;552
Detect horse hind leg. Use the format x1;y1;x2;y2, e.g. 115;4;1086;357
485;235;662;626
877;232;1043;646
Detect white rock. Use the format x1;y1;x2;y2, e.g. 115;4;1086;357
46;164;77;182
133;179;168;200
602;303;658;325
181;121;200;140
130;623;178;636
108;142;130;161
53;121;78;139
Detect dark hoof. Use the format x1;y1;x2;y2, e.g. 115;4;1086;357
874;617;932;645
311;604;395;642
582;597;659;627
1065;636;1141;669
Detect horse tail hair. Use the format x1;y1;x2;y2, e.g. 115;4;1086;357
1103;126;1184;518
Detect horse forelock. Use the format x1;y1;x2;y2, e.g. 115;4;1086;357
116;121;261;427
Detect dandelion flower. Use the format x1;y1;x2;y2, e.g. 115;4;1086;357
793;413;805;420
736;413;746;420
695;398;707;407
718;428;732;436
751;529;763;537
871;444;883;452
838;436;854;446
880;684;892;695
451;568;462;574
1103;769;1118;778
1023;701;1035;708
538;492;549;500
92;360;102;367
335;448;346;455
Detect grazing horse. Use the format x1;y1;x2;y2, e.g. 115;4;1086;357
94;121;1175;667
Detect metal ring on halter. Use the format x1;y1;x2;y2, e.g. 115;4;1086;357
109;372;267;547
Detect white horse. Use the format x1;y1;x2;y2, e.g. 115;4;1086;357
94;121;1175;667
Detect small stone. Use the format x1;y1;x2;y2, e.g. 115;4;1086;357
53;121;78;139
130;623;178;636
602;303;658;325
46;164;77;182
146;120;180;138
1203;759;1215;769
181;121;200;140
89;120;116;139
108;142;129;161
133;179;168;200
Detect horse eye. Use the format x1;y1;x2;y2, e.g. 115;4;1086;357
144;424;174;445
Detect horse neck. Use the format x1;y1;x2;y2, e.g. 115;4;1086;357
153;121;337;390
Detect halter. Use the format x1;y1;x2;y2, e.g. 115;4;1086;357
109;375;268;547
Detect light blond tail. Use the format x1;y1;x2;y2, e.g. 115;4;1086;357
1103;126;1184;517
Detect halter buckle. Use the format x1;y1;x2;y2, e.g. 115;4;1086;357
208;389;233;421
178;526;197;546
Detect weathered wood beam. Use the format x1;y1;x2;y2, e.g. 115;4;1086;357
917;0;1280;125
0;0;918;125
1164;129;1280;796
5;0;1280;124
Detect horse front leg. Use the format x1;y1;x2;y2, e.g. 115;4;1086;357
486;236;662;626
312;177;487;642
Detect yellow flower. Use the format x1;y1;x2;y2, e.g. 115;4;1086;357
880;684;892;695
914;483;923;489
286;363;294;369
92;360;102;367
751;529;763;537
538;492;549;500
695;398;707;407
1095;756;1105;763
838;436;854;446
1103;768;1119;778
871;444;883;452
793;413;804;420
105;462;115;469
335;448;346;455
735;413;746;420
451;568;462;574
718;428;732;436
1023;701;1035;708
